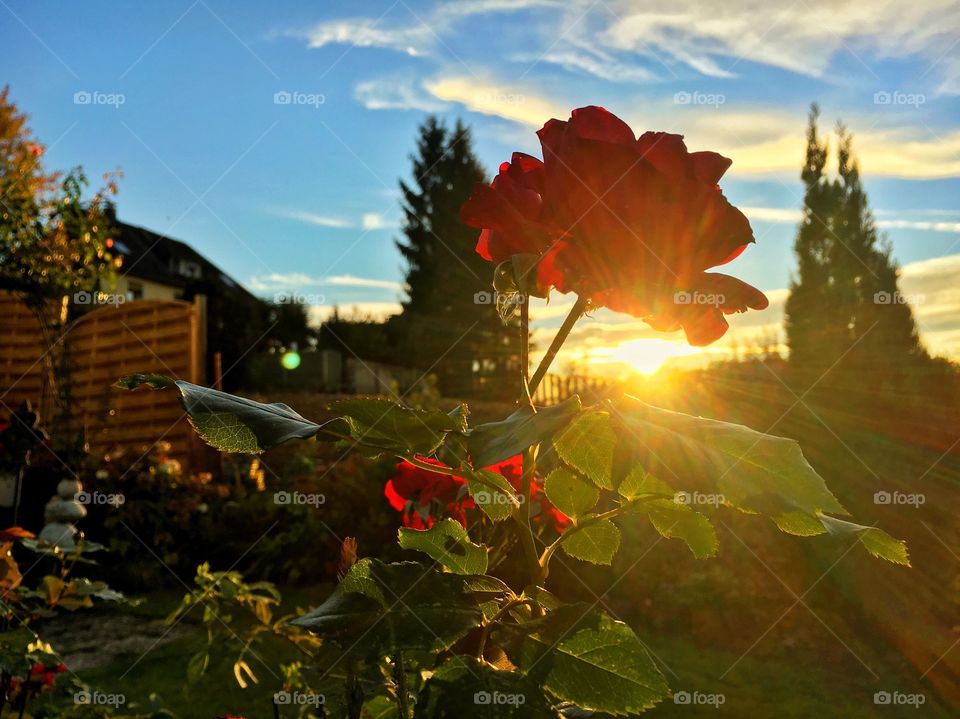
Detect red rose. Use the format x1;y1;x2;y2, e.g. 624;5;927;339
460;106;768;345
385;455;569;532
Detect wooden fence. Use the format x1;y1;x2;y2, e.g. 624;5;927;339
0;293;209;471
533;373;616;405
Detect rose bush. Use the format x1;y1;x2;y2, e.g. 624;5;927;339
461;105;768;345
119;105;908;718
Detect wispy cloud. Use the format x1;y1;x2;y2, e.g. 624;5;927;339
743;206;960;233
354;78;449;112
248;273;406;292
274;208;397;230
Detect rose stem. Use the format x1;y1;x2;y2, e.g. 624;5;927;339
528;295;589;395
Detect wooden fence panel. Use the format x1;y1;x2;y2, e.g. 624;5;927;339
0;294;208;471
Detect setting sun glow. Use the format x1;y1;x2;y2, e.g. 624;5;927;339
591;338;703;376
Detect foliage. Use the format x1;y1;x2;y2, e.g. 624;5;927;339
117;105;909;717
389;117;521;399
785;104;927;385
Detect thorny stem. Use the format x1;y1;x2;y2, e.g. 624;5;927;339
538;498;645;579
476;598;538;658
528;295;589;395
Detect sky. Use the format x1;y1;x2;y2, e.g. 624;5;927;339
3;0;959;375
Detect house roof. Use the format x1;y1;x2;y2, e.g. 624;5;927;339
113;220;259;304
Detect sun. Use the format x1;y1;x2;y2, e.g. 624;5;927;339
598;338;703;376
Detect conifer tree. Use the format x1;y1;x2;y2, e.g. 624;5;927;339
390;118;519;398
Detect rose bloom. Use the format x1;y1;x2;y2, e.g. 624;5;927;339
385;455;568;531
460;106;768;345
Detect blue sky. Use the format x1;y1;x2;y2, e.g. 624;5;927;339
4;0;959;372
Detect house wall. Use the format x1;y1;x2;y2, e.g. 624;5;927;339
111;275;180;302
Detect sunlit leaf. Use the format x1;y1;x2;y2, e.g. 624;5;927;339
117;374;327;453
611;396;846;517
553;410;617;489
398;519;489;575
544;469;599;520
560;519;620;565
502;605;668;715
817;515;910;566
469;396;581;467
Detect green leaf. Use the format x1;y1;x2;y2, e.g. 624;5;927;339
468;469;519;522
361;695;399;719
414;656;560;718
817;515;910;566
617;466;673;500
637;499;718;559
331;398;461;456
290;559;483;655
117;374;326;453
469;396;581;468
544;469;599;520
186;651;209;684
398;519;489;575
553;410;617;489
502;604;668;715
611;396;846;517
772;511;827;537
561;519;621;565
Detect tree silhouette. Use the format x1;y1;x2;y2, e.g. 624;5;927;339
390;117;520;398
785;105;927;391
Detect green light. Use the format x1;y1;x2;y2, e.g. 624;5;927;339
281;351;301;370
